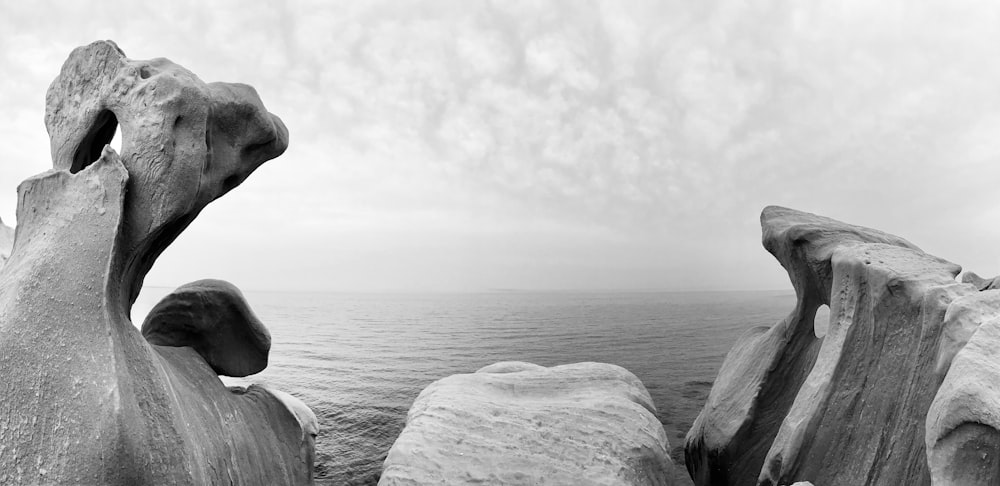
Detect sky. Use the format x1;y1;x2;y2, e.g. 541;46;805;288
2;0;1000;293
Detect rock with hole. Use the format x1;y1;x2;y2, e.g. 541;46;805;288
0;41;312;485
685;206;1000;486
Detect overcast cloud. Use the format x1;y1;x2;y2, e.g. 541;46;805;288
2;0;1000;292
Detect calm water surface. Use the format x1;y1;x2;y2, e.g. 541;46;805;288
133;290;794;485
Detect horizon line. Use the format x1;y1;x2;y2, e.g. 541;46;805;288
138;285;795;295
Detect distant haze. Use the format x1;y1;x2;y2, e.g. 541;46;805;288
2;1;1000;293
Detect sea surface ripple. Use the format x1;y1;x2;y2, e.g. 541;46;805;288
133;289;794;485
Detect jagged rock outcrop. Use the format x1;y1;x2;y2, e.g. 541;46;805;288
0;41;312;485
0;216;11;267
685;206;1000;486
380;361;676;485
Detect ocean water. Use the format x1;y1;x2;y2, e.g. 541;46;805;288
132;289;795;485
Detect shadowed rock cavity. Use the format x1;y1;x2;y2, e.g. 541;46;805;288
0;41;312;485
380;361;677;485
685;206;1000;486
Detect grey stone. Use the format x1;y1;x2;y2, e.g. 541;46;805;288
0;41;312;485
0;216;11;268
141;279;271;377
381;361;676;485
686;206;1000;486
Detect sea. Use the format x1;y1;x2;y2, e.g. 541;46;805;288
132;289;796;486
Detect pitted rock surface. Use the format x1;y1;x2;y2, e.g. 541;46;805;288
45;40;289;307
0;41;312;485
380;361;677;485
686;206;1000;486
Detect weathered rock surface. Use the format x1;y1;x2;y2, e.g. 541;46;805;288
263;386;320;477
0;41;312;485
685;206;1000;486
0;216;11;267
380;361;676;485
925;290;1000;485
960;271;1000;291
142;279;271;377
44;39;288;308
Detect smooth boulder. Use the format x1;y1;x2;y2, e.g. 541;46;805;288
142;279;271;377
380;361;676;485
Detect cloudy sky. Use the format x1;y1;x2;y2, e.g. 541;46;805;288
2;0;1000;293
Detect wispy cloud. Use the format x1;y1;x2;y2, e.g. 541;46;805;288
2;0;1000;291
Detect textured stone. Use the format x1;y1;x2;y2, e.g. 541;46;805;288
961;271;1000;291
685;206;1000;486
926;313;1000;484
0;216;11;267
757;242;959;485
0;41;311;485
44;39;288;308
142;279;271;377
380;361;676;485
263;386;320;477
685;206;922;485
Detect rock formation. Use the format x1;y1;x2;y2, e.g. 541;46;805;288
960;271;1000;291
0;41;313;485
380;361;676;486
685;206;1000;485
0;216;11;267
141;279;271;377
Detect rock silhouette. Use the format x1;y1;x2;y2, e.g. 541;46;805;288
0;41;312;485
686;206;1000;486
380;361;676;485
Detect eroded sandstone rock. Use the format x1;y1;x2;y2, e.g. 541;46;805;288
380;361;676;485
0;41;311;485
0;216;11;267
686;206;1000;486
961;271;1000;291
44;40;288;309
685;206;920;485
142;279;271;377
926;311;1000;484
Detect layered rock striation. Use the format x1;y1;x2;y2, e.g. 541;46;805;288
0;41;313;485
686;206;1000;485
380;361;676;485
